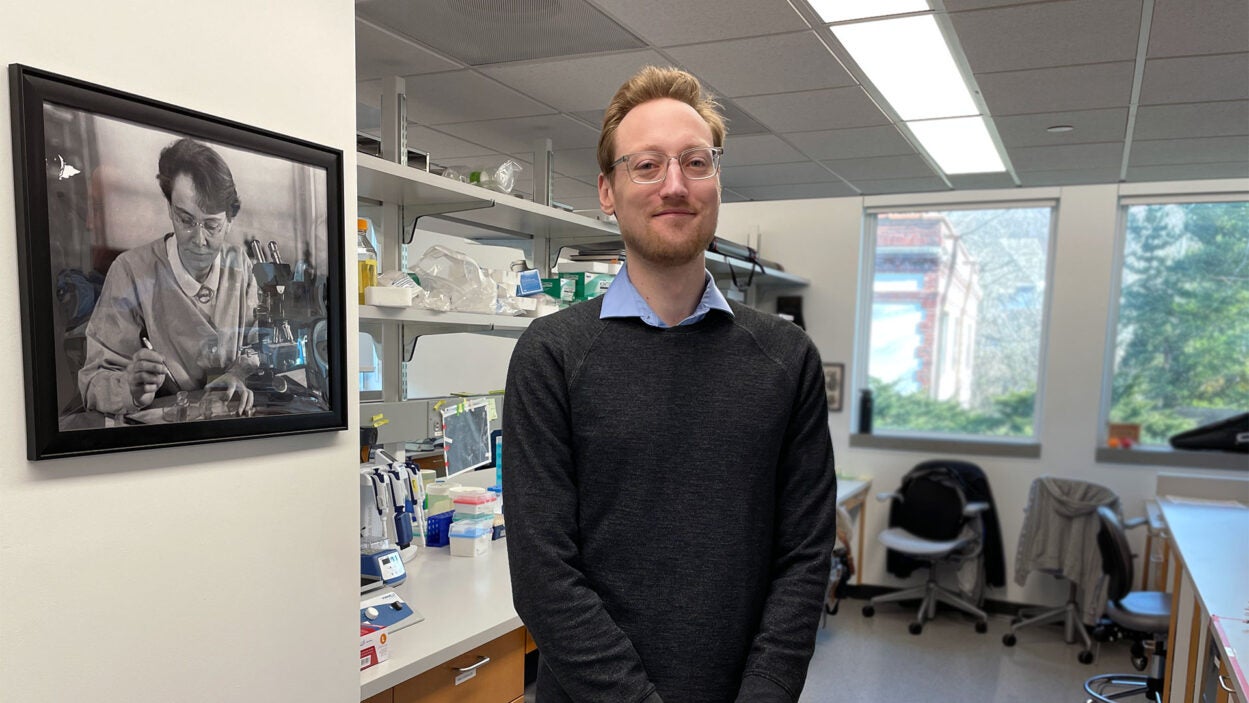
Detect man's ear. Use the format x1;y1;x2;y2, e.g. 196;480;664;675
597;172;615;216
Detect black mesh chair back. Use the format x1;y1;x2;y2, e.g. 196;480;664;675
896;469;966;542
1096;506;1135;604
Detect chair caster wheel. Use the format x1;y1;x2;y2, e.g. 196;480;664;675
1003;633;1016;646
975;621;988;634
908;622;923;635
1131;655;1148;671
862;605;875;618
1078;650;1095;665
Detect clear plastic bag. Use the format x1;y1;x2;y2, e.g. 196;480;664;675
412;245;496;313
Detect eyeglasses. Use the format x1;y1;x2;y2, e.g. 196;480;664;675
172;209;227;236
609;146;724;184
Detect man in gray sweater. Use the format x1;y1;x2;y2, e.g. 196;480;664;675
503;66;837;703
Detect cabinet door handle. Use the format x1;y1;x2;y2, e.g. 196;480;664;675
454;655;491;673
1218;674;1235;693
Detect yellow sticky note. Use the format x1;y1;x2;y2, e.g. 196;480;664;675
486;398;498;422
371;413;385;423
373;418;390;427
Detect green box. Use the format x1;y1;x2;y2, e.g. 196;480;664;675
559;272;615;301
542;277;577;302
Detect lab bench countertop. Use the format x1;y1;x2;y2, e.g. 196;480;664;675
360;542;520;700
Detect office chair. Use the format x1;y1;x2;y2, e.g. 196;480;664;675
861;463;990;635
1006;476;1121;664
1083;506;1171;702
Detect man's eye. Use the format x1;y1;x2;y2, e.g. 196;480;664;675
633;159;660;172
685;157;708;168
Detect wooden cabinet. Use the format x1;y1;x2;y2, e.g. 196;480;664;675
391;627;526;703
364;689;394;703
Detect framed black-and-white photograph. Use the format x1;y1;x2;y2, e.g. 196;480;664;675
823;362;845;413
10;65;347;459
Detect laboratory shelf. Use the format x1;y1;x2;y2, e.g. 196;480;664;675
704;250;808;288
358;153;619;243
359;305;532;337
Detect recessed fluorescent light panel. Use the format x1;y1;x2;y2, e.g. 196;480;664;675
833;14;977;121
810;0;929;23
908;117;1005;174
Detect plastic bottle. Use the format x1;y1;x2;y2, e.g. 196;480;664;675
357;217;378;305
858;389;873;434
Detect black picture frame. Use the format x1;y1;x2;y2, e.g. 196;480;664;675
10;65;347;460
823;362;845;413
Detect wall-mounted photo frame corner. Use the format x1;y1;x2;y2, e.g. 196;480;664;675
9;64;347;459
823;362;845;413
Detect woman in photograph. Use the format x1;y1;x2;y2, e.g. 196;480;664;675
77;137;259;417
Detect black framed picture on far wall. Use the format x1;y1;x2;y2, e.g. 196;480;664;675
9;65;347;460
823;362;845;413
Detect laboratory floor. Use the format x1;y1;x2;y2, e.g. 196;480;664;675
802;597;1138;702
522;596;1140;702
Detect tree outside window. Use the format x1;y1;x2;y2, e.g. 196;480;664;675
1107;200;1249;446
864;206;1054;439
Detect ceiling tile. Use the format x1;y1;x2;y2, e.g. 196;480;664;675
719;101;769;136
976;63;1136;115
944;0;1044;9
407;125;501;162
994;108;1129;147
356;20;461;81
1133;102;1249;141
1017;168;1123;186
721;134;807;167
731;182;860;200
784;125;917;160
1129;136;1249;165
552;147;602;178
1144;53;1249;105
592;0;809;47
735;87;890;133
1009;142;1124;171
821;154;938;180
665;33;855;98
721;162;840;188
947;173;1019;189
1139;54;1249;105
1125;162;1249;181
401;71;556;125
481;50;669;113
357;0;644;66
950;0;1142;73
571;109;605;128
437;114;602;154
1147;0;1249;57
852;177;950;195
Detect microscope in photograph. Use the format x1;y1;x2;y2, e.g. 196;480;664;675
243;238;329;405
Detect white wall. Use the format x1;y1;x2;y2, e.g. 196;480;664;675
720;178;1249;605
0;3;360;702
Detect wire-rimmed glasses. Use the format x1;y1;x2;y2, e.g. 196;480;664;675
609;146;724;184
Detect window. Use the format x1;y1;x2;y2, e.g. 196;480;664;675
860;205;1055;439
1105;199;1249;446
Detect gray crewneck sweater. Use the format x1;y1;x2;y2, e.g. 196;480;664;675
503;297;837;703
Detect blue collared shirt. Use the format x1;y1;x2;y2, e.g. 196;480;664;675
599;262;734;328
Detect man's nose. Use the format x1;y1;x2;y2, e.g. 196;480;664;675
658;159;689;199
192;223;210;246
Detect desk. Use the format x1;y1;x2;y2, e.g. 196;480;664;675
360;545;521;701
837;476;872;586
1158;498;1249;703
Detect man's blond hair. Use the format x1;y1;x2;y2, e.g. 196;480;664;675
597;66;726;176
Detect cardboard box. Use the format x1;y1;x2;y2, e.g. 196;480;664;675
360;624;390;670
556;261;622;275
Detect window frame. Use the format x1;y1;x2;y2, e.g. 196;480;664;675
851;197;1059;456
1097;192;1249;468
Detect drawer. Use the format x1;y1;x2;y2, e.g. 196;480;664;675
394;627;525;703
364;690;394;703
